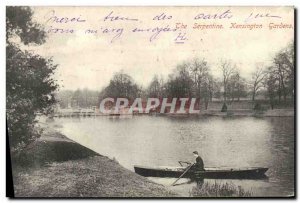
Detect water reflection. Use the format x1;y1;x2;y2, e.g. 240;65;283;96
51;116;294;197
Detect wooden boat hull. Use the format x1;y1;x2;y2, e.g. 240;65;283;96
134;165;268;179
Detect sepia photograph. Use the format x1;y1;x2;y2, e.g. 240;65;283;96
6;6;295;198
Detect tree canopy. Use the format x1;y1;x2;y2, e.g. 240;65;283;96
7;7;58;153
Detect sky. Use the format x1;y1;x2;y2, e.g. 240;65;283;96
24;6;294;91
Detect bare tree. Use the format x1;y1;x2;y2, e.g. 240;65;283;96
227;71;247;102
263;68;279;109
201;73;215;109
189;58;209;98
147;74;164;98
219;60;236;102
251;64;266;101
273;50;293;102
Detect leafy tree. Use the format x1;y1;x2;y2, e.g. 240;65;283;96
165;63;193;98
99;71;140;101
6;6;46;45
6;7;58;153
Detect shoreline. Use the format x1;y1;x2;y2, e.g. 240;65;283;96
52;108;295;118
199;109;294;117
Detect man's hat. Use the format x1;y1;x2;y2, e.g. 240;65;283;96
193;151;198;155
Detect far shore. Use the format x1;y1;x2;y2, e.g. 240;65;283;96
52;108;294;118
199;108;294;117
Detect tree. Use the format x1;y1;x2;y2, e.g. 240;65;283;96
262;42;294;108
273;43;294;102
263;68;278;109
285;42;295;100
227;71;247;102
219;60;236;102
147;75;164;98
6;7;46;45
6;7;58;153
251;64;266;101
55;90;73;108
100;71;140;101
260;42;294;109
72;89;86;107
212;81;222;99
165;63;193;98
189;58;209;98
234;73;247;101
201;74;214;109
163;58;217;110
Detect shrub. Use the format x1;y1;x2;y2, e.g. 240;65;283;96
221;103;227;112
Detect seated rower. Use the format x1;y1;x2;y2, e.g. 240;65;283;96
192;151;205;171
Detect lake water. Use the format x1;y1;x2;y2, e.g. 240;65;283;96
50;115;294;197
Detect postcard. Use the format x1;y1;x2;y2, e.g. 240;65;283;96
6;6;295;198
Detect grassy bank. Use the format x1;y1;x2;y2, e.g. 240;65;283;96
199;108;294;117
199;100;294;117
190;182;252;197
12;128;177;197
13;156;177;197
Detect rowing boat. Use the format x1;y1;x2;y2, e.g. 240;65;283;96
134;165;268;179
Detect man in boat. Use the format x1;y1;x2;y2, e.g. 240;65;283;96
192;151;204;171
192;151;205;188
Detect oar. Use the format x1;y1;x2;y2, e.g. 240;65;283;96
171;163;194;186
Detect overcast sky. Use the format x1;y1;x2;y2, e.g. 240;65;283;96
26;6;294;91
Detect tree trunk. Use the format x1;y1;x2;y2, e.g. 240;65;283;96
223;78;226;102
252;91;255;101
205;99;209;110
